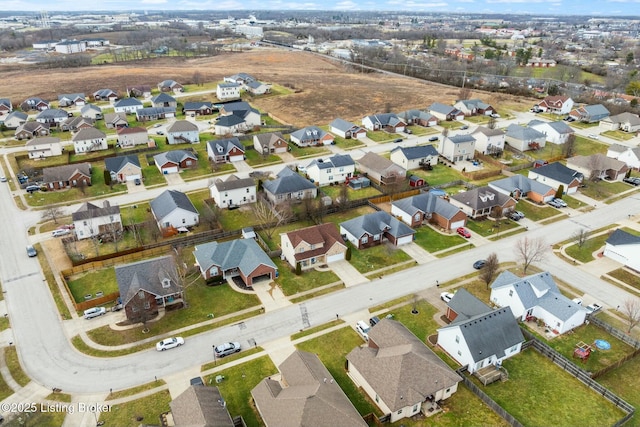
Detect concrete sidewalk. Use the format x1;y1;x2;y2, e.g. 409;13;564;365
330;260;369;287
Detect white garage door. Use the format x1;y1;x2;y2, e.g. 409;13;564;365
229;154;244;162
450;220;465;230
126;174;141;181
326;253;345;263
162;166;178;174
396;235;414;246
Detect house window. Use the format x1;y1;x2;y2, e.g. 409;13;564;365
83;221;87;226
138;290;145;299
329;176;334;181
457;350;462;356
299;247;305;253
415;213;420;220
373;234;380;241
413;404;419;412
144;301;150;309
509;290;513;297
455;335;460;343
162;278;171;288
246;188;250;193
362;236;368;244
510;345;518;353
210;266;218;275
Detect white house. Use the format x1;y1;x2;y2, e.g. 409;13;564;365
361;113;406;132
490;271;586;335
607;144;640;170
603;229;640;272
599;112;640;133
340;211;415;249
528;120;575;145
216;83;241;101
210;174;256;208
150;189;199;230
72;201;122;240
72;128;108;153
505;124;546;151
54;40;86;54
538;95;574;115
166;120;199;144
471;126;505;155
438;134;476;162
305;153;355;186
329;118;367;139
113;98;143;114
26;137;62;159
290;126;334;147
390;145;439;170
117;127;149;148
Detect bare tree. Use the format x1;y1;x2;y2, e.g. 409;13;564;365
192;71;203;86
587;155;604;182
128;290;155;332
201;202;221;230
562;133;576;158
172;245;199;308
487;116;497;130
515;236;547;274
254;199;293;240
573;229;590;248
145;219;161;243
385;170;405;202
337;184;350;211
458;87;472;100
480;253;500;289
42;206;64;224
490;206;503;220
621;299;640;333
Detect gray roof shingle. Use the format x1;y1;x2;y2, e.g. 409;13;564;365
606;229;640;246
150;190;198;220
392;192;461;220
340;211;415;240
263;167;316;195
193;238;276;278
104;155;140;173
170;386;234;427
115;255;181;305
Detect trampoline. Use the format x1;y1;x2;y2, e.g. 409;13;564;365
594;339;611;350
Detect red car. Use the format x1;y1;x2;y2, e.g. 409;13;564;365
456;227;471;238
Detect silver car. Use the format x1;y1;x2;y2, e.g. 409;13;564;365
214;342;241;357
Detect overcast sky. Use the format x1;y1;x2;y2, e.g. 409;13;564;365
3;0;640;16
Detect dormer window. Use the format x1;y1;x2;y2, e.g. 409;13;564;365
162;278;171;288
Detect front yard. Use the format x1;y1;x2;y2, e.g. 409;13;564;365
274;258;341;296
564;233;610;263
99;390;171;427
413;226;468;253
515;199;561;222
348;242;413;273
466;217;519;237
579;180;635;202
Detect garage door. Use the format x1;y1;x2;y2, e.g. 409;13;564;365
251;273;272;285
162;166;178;174
450;220;465;230
229;154;244;162
396;235;414;246
126;174;141;181
326;253;345;263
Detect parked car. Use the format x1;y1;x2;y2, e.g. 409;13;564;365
491;113;501;118
190;376;205;386
83;307;106;320
52;229;71;237
369;316;380;327
157;130;164;135
428;136;439;142
553;198;567;208
26;245;37;257
0;176;6;182
572;298;583;306
473;260;486;269
456;227;471;238
587;133;599;140
548;199;562;208
394;138;403;143
134;178;142;185
585;303;603;314
623;177;640;186
355;320;370;341
214;342;241;357
404;129;412;134
440;292;454;303
111;303;123;312
508;212;521;221
156;337;185;351
460;125;469;130
25;185;40;193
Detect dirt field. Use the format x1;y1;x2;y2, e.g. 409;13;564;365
1;49;535;127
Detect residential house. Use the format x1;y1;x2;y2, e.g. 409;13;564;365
252;350;366;427
210;174;256;208
92;89;118;102
568;104;610;123
72;128;107;153
117;126;148;148
0;98;12;115
262;167;317;204
136;107;176;121
57;93;85;107
449;186;516;218
347;319;462;423
80;104;103;120
599;112;640;133
438;134;476;162
537;95;574;115
305;154;355;186
157;79;184;93
206;137;245;163
245;80;271;95
567;154;628;182
490;271;586;335
453;99;495;116
528;162;582;194
214;113;249;135
113;98;143;115
437;302;524;374
103;113;129;130
115;256;183;322
25;136;63;159
361;113;407;132
397;109;438;127
340;211;415;249
21;97;49;111
193;238;277;287
105;155;142;183
3;111;27;129
170;386;234;427
223;73;256;85
42;163;91;190
281;223;348;270
154;150;198;175
166;120;199;144
505;124;546;151
471;126;505;155
216;82;241;100
151;93;177;108
150;190;199;230
15;122;49;140
290;126;334;147
329;118;368;139
35;109;69;125
603;229;640;272
443;288;492;323
488;175;556;203
390;145;439;170
607;144;640;170
183;101;214;116
253;132;288;154
72;201;122;240
218;101;261;127
126;85;151;98
356;151;406;185
391;192;467;230
528;120;574;145
428;102;465;121
60;116;95;132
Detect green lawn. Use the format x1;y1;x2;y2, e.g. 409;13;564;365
597;346;640;427
243;148;283;167
515;200;560;221
3;409;66;427
348;243;413;273
366;131;401;143
5;346;30;387
565;233;609;263
320;184;382;201
288;144;330;158
580;180;635;201
532;136;607;160
561;194;589;210
204;356;278;427
66;268;119;303
274;258;341;296
479;349;626;427
466;217;519;237
410;165;464;186
602;130;635;141
217;204;260;231
413;226;467;253
607;268;640;291
99;390;171;427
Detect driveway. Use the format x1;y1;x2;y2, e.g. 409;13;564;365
164;173;183;186
401;242;436;264
329;260;369;287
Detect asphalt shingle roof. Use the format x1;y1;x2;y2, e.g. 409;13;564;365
532;162;582;185
150;189;198;220
193;238;276;278
340;211;415;240
104;155;140;173
213;174;255;191
154;150;197;167
606;229;640;246
263;167;316;195
392;192;461;220
391;145;438;160
115;255;181;305
506;124;545;140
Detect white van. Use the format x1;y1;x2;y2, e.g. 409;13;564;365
356;320;370;341
83;307;106;319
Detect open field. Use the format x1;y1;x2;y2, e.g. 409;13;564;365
1;50;537;128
